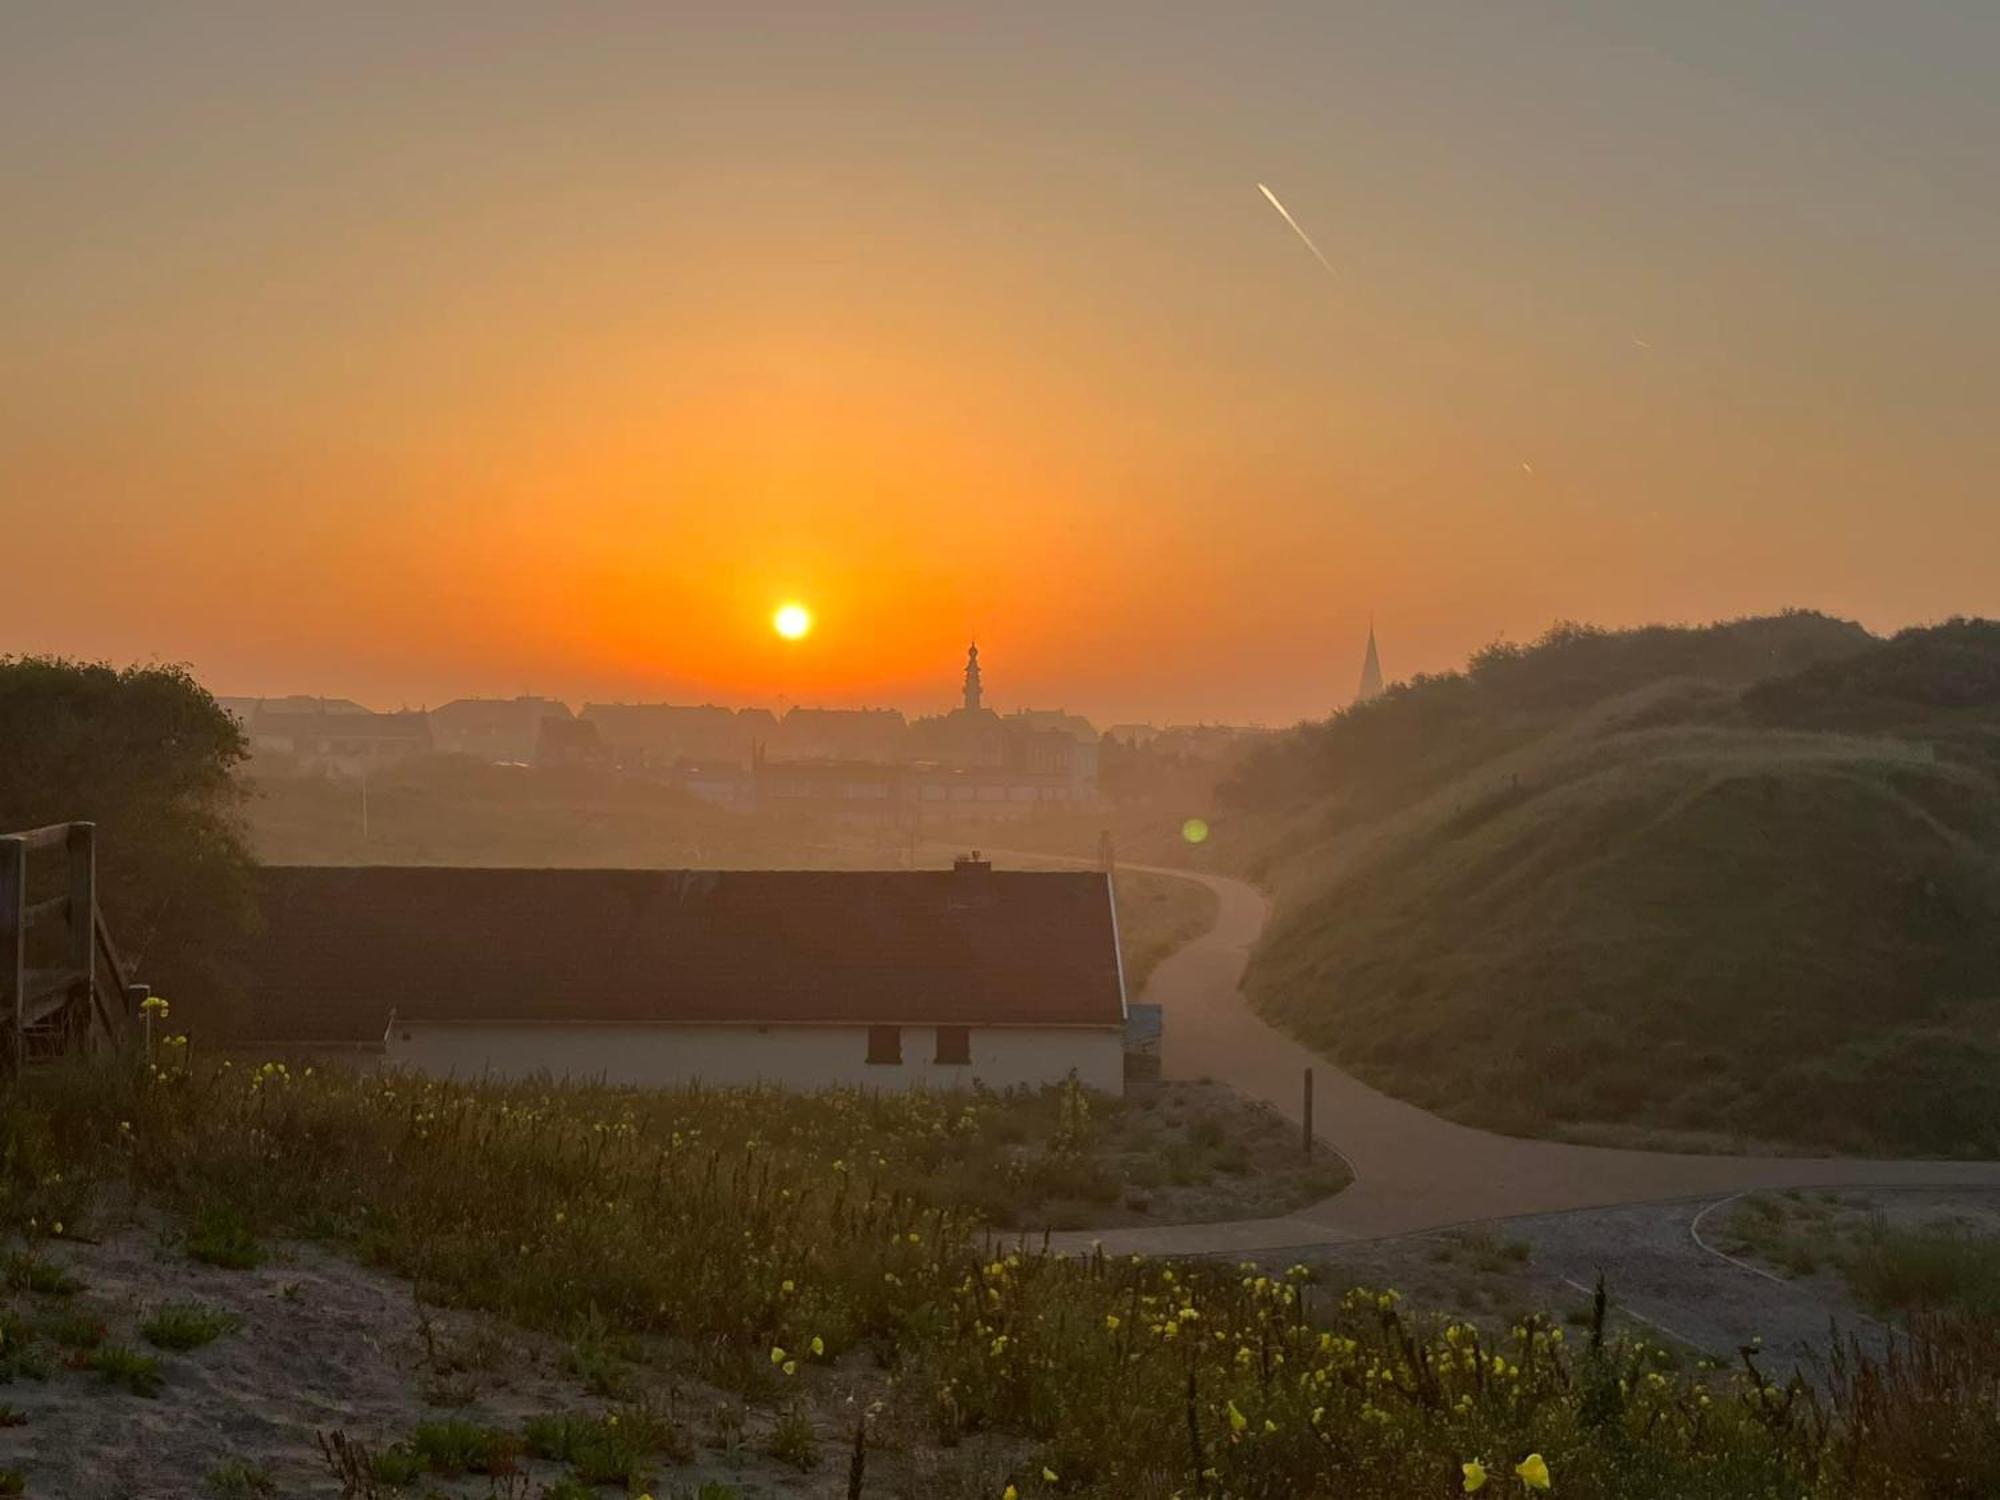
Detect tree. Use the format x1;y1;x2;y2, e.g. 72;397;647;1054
0;657;255;1030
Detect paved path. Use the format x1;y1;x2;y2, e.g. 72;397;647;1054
1034;861;2000;1258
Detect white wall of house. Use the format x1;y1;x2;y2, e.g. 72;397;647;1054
386;1022;1125;1094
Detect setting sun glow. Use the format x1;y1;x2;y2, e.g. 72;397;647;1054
773;603;813;641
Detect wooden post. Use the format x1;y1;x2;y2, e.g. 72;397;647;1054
1;836;24;1076
66;823;95;1049
1303;1067;1314;1159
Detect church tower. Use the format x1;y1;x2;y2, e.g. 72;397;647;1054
1354;623;1384;704
962;642;984;712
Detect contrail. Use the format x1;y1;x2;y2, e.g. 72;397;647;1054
1257;182;1337;277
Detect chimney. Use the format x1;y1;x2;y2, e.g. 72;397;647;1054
950;851;995;908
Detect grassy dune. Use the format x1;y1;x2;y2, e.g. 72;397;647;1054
1227;617;2000;1156
1114;869;1222;995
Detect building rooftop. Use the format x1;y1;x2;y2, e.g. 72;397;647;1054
244;863;1125;1043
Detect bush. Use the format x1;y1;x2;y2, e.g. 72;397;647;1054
407;1418;520;1476
0;656;255;1024
205;1460;276;1497
766;1404;818;1472
87;1344;164;1397
186;1204;264;1270
1845;1225;2000;1317
142;1301;241;1351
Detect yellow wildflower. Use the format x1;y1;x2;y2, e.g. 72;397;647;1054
1515;1453;1551;1491
1226;1400;1248;1435
770;1346;787;1365
1462;1459;1489;1492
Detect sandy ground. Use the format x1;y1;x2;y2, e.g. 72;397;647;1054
0;1216;1016;1499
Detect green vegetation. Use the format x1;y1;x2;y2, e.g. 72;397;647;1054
204;1459;277;1498
85;1343;164;1397
1225;615;2000;1154
185;1203;266;1270
8;1057;2000;1496
764;1403;819;1471
403;1418;521;1477
1114;868;1221;993
523;1403;689;1486
141;1300;240;1351
1724;1191;2000;1318
0;656;256;1027
3;1252;80;1298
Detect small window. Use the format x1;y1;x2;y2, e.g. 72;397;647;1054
934;1026;971;1066
866;1025;902;1065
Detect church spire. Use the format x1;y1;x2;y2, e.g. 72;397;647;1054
1354;622;1384;704
962;641;984;712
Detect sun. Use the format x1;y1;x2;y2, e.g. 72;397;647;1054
773;602;813;640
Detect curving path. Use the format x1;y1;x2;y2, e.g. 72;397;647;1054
1041;862;2000;1259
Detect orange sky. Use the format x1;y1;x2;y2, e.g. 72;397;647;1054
3;4;1996;725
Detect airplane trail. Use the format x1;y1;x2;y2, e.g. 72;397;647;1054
1257;182;1338;277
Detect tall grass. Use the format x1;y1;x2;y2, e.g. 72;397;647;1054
3;1056;1996;1496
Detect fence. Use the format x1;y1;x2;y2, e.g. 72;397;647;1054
0;821;143;1072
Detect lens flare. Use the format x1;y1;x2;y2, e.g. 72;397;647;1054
773;603;812;640
1181;817;1210;845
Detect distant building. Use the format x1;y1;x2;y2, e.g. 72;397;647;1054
754;757;908;825
581;703;763;771
431;696;573;763
1355;623;1385;703
1103;723;1162;748
241;859;1130;1093
535;715;608;769
1006;709;1101;803
239;700;432;775
771;706;908;763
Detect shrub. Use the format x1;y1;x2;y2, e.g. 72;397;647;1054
185;1203;265;1269
406;1418;519;1476
767;1404;818;1472
1846;1224;2000;1317
3;1252;80;1297
87;1344;164;1397
142;1301;241;1351
205;1459;276;1497
36;1304;105;1350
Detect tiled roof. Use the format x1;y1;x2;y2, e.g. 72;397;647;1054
243;865;1124;1043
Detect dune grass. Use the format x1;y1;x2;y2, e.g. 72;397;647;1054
1247;724;2000;1154
4;1056;1998;1496
1113;869;1222;995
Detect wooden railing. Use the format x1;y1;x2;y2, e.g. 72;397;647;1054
0;822;144;1072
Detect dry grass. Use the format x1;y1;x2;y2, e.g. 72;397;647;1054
5;1058;2000;1494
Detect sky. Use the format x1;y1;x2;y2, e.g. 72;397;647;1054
3;2;1996;726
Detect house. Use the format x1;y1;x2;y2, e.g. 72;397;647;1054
770;706;909;762
431;696;573;763
580;703;763;771
534;715;608;768
242;857;1129;1092
241;702;433;775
